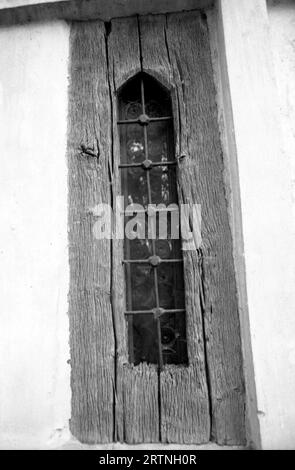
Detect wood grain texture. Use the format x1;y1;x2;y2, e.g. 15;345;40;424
68;21;115;443
139;14;210;444
122;363;159;443
107;17;159;443
0;0;214;26
163;11;246;444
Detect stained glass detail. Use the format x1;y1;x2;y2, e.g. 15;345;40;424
118;73;188;368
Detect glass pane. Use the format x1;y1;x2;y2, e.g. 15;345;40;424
149;166;177;205
144;76;172;117
129;314;159;365
130;312;187;366
125;229;182;262
121;167;148;208
126;264;155;311
119;76;142;120
119;124;145;164
126;238;150;260
157;262;185;310
161;312;188;365
147;121;174;162
155;239;173;259
118;73;188;367
155;208;181;244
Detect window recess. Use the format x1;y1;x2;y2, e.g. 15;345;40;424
118;73;188;368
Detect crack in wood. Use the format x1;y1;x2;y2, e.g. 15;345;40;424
104;20;117;443
197;248;214;440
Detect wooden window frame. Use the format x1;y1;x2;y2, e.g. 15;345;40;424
67;11;246;445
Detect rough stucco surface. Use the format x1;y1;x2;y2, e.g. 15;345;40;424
217;0;295;450
0;20;71;449
268;0;295;219
255;0;295;448
266;2;295;448
0;0;60;7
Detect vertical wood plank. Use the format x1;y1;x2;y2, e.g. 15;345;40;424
139;14;211;444
122;363;159;443
164;11;246;445
108;16;141;90
68;20;115;443
107;17;159;443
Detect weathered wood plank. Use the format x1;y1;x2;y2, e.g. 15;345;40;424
139;13;210;444
68;20;115;443
164;11;246;445
107;16;159;443
69;288;114;443
123;363;159;443
108;16;141;91
0;0;214;26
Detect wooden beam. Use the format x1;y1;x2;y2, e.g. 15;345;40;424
68;20;115;444
0;0;214;26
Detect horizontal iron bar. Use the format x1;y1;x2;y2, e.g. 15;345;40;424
123;258;183;264
123;207;179;215
117;116;173;125
125;309;185;315
119;161;177;168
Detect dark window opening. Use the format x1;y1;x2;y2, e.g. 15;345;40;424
118;73;188;368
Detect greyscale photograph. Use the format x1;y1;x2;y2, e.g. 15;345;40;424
0;0;294;453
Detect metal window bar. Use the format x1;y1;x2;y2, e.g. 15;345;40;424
122;259;183;264
118;116;172;125
125;309;185;316
123;206;179;216
119;161;177;169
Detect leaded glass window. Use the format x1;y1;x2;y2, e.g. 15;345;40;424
118;73;188;368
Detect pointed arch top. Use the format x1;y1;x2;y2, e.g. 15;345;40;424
117;72;173;122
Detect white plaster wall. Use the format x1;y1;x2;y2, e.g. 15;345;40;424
267;0;295;447
268;0;295;218
217;0;295;450
0;0;61;8
0;21;70;449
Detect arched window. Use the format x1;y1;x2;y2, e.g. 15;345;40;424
118;73;188;367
